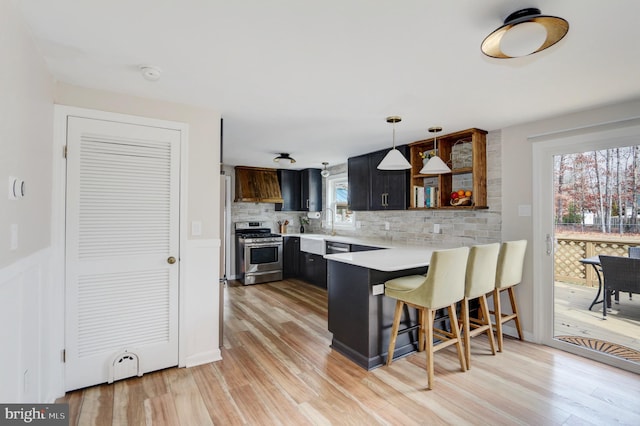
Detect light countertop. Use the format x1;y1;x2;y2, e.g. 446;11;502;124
283;232;443;271
324;247;435;272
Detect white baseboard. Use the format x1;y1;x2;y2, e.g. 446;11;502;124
184;349;222;368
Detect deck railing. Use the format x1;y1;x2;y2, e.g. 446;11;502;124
555;234;640;287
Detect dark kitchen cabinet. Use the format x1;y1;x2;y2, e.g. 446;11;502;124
347;154;369;211
301;168;322;212
300;252;327;288
275;168;322;212
347;146;409;211
275;170;301;212
283;236;300;278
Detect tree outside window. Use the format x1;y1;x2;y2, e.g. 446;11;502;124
326;174;354;228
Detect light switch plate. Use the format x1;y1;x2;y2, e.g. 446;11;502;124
372;284;384;296
191;221;202;236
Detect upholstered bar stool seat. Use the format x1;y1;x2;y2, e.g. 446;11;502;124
385;246;469;389
461;243;500;369
491;240;527;352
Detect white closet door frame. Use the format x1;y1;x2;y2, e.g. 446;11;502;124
51;106;189;384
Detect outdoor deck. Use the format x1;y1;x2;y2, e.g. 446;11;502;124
554;281;640;353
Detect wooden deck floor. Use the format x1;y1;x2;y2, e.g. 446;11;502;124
555;281;640;352
57;278;640;425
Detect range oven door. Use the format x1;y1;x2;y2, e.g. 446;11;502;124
242;241;283;284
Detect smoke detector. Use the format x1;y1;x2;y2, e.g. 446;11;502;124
139;65;162;82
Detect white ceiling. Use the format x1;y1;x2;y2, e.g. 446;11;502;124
15;0;640;170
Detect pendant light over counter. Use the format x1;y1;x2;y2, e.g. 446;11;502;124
377;116;411;170
420;126;451;174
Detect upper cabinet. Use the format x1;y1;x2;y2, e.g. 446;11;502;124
275;169;301;211
348;146;409;211
275;168;323;212
235;166;283;203
408;128;488;209
301;168;322;212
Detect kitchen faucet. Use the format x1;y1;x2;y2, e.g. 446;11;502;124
323;208;336;236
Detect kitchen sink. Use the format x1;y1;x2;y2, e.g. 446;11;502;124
299;235;326;255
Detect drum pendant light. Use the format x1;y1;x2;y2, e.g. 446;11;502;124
377;116;411;170
420;126;451;174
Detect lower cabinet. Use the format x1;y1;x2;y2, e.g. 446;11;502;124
283;236;300;279
300;252;327;288
283;236;327;288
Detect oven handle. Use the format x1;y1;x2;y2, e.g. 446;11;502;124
246;242;283;249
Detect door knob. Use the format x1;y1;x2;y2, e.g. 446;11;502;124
167;256;176;264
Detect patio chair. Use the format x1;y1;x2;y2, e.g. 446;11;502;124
599;255;640;318
626;246;640;301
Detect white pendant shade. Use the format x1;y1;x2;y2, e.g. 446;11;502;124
377;148;411;170
420;155;451;174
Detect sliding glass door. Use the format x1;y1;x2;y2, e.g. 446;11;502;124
533;120;640;373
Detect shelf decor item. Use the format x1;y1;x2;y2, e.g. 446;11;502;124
451;139;472;169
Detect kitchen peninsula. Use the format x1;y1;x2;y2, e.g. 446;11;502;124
324;244;437;370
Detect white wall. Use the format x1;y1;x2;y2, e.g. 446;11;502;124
1;0;223;402
0;0;55;403
501;99;640;339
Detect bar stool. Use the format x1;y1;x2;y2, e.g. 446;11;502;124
492;240;527;352
461;243;500;369
384;247;469;389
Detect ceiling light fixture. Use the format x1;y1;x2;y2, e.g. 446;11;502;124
139;65;162;81
377;116;411;170
273;153;296;165
320;162;330;178
481;8;569;58
419;126;451;175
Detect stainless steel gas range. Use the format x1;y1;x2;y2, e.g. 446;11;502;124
235;222;283;285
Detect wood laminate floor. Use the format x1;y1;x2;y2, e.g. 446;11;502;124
58;278;640;425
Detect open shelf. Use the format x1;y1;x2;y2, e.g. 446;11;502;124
408;128;488;209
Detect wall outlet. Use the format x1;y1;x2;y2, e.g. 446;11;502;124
433;223;441;234
384;221;390;231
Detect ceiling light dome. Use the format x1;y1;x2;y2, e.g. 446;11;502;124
481;8;569;58
273;153;296;165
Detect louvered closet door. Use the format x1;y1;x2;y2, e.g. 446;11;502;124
65;116;180;391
